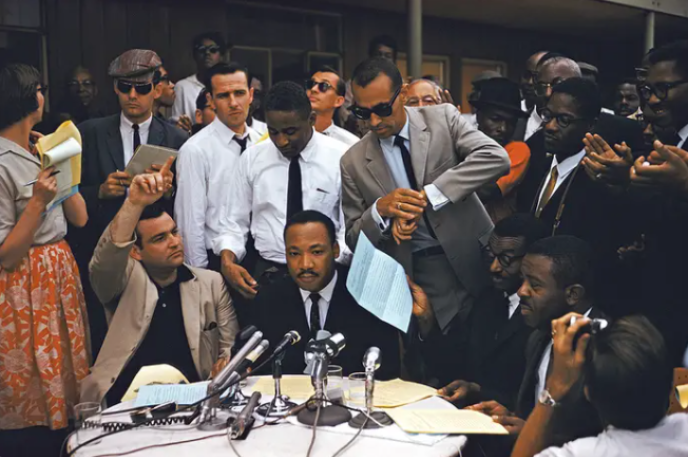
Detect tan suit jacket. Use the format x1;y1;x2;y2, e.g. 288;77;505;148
80;225;239;404
341;105;510;297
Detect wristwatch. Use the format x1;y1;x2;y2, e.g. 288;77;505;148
538;389;558;407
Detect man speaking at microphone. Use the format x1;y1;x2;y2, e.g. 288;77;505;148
80;159;239;405
250;210;400;379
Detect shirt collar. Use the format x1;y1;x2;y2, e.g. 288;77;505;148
323;122;336;136
678;123;688;143
151;265;195;290
299;270;338;305
0;136;41;164
380;118;410;148
550;148;586;175
211;117;250;145
507;292;520;314
290;129;319;163
120;112;153;131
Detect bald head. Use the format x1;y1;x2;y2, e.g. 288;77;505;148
528;51;549;71
535;57;582;110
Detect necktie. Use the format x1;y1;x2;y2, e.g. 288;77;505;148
309;293;322;339
287;156;303;219
393;135;437;239
535;166;559;218
233;136;248;153
133;123;141;155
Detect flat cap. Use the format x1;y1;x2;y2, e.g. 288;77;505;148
108;49;162;82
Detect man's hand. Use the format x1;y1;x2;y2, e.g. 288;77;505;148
631;140;688;195
376;188;426;220
145;163;175;198
582;133;633;186
546;312;591;402
127;156;174;207
31;166;58;206
211;356;230;378
465;400;511;417
221;252;258;299
176;115;193;134
439;89;461;112
439;380;481;404
99;170;133;199
407;276;435;337
492;414;526;435
618;234;645;263
392;217;419;244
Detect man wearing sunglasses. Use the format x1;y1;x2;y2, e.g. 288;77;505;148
341;57;509;381
170;32;226;124
306;67;360;147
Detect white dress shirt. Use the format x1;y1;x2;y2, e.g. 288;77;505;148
170;74;204;122
370;118;448;252
322;123;360;147
524;108;543;141
120;113;152;166
211;130;351;264
536;413;688;457
299;271;338;329
175;118;261;268
251;118;268;136
536;149;586;210
507;292;520;319
678;123;688;149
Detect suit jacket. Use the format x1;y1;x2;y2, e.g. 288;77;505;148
80;223;239;404
250;268;401;380
515;307;605;449
341;105;510;299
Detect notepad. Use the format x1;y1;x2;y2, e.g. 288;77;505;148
677;385;688;409
125;144;178;177
121;364;190;402
387;409;508;435
252;375;315;400
36;121;82;211
373;379;438;408
134;382;209;407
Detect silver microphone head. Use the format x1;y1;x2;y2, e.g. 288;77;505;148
288;330;301;344
327;333;346;358
315;330;331;341
363;347;381;371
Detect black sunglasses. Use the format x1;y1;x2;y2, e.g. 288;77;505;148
351;86;402;120
306;79;334;93
638;80;688;102
117;80;153;95
195;45;221;55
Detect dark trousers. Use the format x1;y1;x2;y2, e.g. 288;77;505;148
0;426;71;457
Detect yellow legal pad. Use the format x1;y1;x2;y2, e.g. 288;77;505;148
677;384;688;409
35;121;82;211
252;376;315;400
387;409;509;435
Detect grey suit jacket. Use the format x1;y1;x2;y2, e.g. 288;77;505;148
340;104;510;297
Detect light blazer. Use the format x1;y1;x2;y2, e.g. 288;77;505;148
340;104;510;296
80;224;239;403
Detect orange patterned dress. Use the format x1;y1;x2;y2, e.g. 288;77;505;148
0;240;91;430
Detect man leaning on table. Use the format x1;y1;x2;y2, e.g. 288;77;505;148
80;158;239;406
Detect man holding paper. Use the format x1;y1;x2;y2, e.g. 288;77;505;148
80;157;239;405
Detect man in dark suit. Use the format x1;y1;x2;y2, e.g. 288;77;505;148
72;49;187;356
250;210;400;379
467;236;604;452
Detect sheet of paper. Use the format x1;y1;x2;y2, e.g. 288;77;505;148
121;364;190;402
387;409;508;435
134;381;210;407
36;121;83;211
252;375;315;400
346;232;413;332
125;144;178;176
373;378;438;408
677;384;688;409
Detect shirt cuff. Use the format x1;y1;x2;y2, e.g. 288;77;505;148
371;198;390;232
424;184;451;211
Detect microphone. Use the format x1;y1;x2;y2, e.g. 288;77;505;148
209;331;263;391
222;340;270;388
363;347;381;371
348;347;393;429
237;325;258;342
273;330;301;355
230;391;262;439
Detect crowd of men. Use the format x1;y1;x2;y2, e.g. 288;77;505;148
1;29;688;457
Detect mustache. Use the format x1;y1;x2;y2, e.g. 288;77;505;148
298;270;318;277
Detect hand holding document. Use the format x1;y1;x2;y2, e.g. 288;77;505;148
125;144;178;177
346;232;413;332
373;378;437;408
35;121;82;211
387;409;509;435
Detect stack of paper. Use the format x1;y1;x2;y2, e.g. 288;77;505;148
125;144;178;177
36;121;82;211
373;378;438;408
121;364;190;402
387;409;508;435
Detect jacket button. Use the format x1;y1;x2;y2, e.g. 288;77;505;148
111;377;115;383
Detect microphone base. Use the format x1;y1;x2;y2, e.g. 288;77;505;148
197;408;233;431
348;411;393;429
256;395;296;418
297;405;351;427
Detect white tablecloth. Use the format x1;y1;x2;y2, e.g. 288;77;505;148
69;377;467;457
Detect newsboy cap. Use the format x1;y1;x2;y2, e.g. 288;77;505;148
108;49;162;82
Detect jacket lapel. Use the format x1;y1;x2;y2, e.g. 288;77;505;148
106;115;126;171
516;329;550;415
491;308;526;352
365;136;396;195
148;117;165;146
180;274;201;371
406;108;429;187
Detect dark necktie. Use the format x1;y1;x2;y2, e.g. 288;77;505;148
309;293;322;339
133;123;141;155
233;136;248;153
287;156;303;219
393;135;437;239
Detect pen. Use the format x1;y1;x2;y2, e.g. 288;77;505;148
24;170;61;186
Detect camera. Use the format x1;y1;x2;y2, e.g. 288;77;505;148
570;315;608;349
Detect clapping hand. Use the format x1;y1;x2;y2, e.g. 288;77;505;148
631;140;688;195
582;133;633;186
128;156;175;207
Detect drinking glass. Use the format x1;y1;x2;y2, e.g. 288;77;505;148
326;365;344;402
347;372;366;408
74;402;101;445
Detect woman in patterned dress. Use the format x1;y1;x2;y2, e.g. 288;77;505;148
0;64;91;457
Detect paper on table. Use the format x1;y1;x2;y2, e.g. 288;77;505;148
346;232;413;332
387;409;508;435
373;378;437;408
252;375;314;400
677;385;688;409
121;364;190;402
125;144;178;176
36;121;82;211
134;382;210;407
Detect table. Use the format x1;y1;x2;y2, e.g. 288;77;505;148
69;377;467;457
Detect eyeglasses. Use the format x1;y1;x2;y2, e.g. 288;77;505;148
351;86;402;120
482;245;525;268
158;74;171;84
68;80;94;88
116;80;153;95
534;80;559;97
306;79;335;94
638;80;688;102
195;45;221;55
541;109;588;129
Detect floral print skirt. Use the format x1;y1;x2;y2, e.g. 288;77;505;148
0;240;91;430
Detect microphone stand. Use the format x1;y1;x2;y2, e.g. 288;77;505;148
256;351;296;417
297;354;351;426
348;368;392;429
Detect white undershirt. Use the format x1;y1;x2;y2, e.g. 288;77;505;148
119;113;152;166
536;149;586;209
677;123;688;149
299;271;338;329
